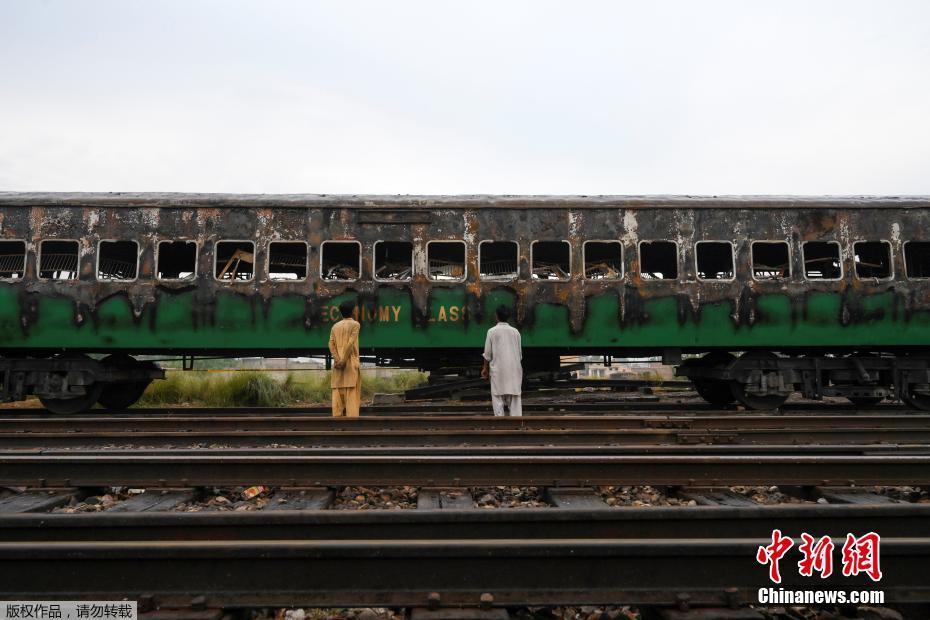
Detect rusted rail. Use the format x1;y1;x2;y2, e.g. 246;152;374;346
0;412;924;432
1;413;929;448
2;538;926;607
3;452;930;487
3;503;928;542
3;424;930;449
0;401;909;417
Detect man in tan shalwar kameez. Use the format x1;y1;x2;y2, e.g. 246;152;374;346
329;300;362;417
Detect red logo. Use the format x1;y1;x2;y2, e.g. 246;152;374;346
756;529;794;583
757;530;882;583
841;532;882;582
798;533;834;578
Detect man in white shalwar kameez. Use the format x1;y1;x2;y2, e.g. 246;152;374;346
481;305;523;417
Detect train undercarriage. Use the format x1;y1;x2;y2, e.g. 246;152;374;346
2;349;930;413
675;351;930;411
0;354;164;414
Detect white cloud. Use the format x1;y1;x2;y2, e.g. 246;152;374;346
1;0;928;194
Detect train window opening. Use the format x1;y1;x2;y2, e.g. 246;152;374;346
803;241;842;280
97;240;139;281
268;242;308;281
215;241;255;281
321;241;361;281
752;241;791;280
0;241;26;280
38;240;79;280
531;241;570;280
584;241;622;280
428;241;466;281
696;241;734;280
157;241;197;280
905;242;930;279
639;241;678;280
374;241;413;281
479;241;518;280
854;241;892;280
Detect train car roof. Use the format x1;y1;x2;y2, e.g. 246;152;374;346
1;192;929;209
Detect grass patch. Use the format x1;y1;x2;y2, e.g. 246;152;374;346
137;370;427;407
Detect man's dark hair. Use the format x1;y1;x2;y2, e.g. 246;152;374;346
339;300;357;319
495;305;511;322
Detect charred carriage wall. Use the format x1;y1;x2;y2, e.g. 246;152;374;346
0;193;929;356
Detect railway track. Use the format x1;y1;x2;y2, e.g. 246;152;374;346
1;413;929;448
2;504;928;608
3;503;929;541
9;538;927;608
3;451;930;486
1;412;928;430
3;403;926;614
0;400;912;417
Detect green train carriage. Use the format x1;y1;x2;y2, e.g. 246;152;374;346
1;192;930;412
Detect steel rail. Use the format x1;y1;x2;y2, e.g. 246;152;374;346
2;538;926;607
4;427;930;449
0;413;925;432
2;504;928;542
1;414;929;450
0;401;909;417
15;444;922;456
3;453;930;486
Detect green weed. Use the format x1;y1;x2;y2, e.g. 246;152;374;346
137;370;427;407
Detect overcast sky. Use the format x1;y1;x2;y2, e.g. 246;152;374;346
1;1;928;195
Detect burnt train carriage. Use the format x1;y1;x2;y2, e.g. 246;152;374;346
1;193;930;413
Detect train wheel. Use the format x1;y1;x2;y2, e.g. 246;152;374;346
693;379;736;406
38;353;103;414
901;389;930;412
687;352;736;406
729;351;789;410
39;388;103;414
97;354;155;410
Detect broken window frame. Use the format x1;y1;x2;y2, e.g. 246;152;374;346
904;241;930;280
426;240;468;282
0;239;27;281
478;240;520;281
530;240;571;281
694;240;736;282
750;240;792;282
213;239;256;283
801;240;843;282
373;240;414;282
156;240;199;282
582;240;623;281
637;240;679;281
38;239;81;282
95;239;141;283
320;240;362;282
853;239;894;281
267;240;310;282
